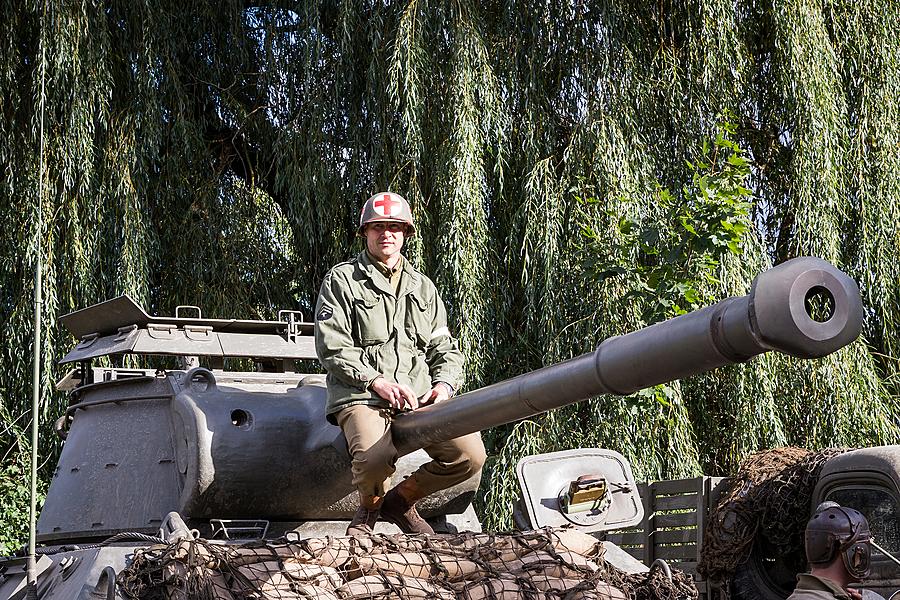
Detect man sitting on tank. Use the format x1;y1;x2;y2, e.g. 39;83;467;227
788;502;872;600
314;191;486;536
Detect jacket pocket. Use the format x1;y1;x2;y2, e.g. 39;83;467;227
405;291;433;350
353;295;389;345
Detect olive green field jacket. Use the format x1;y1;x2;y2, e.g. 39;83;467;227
786;574;852;600
314;251;465;422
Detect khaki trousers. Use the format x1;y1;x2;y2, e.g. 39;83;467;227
335;404;487;502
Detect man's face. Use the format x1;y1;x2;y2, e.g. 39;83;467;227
365;221;406;262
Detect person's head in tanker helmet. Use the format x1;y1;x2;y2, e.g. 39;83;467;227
358;192;415;268
799;502;872;600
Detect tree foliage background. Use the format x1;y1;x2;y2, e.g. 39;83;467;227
1;0;899;547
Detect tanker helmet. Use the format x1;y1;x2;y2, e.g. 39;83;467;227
358;192;416;237
805;502;872;580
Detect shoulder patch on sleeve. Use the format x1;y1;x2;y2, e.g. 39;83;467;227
317;304;334;321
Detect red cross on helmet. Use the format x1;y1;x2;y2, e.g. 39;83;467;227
358;192;416;237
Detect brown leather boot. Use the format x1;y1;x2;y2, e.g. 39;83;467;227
346;495;381;536
381;479;435;535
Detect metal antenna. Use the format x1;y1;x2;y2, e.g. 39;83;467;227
27;1;48;594
871;539;900;570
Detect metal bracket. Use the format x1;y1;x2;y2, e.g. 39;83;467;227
158;511;195;542
278;310;305;344
93;566;116;600
175;305;202;319
209;519;269;540
59;555;80;581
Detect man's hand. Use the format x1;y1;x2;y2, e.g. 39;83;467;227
370;377;419;411
846;588;863;600
423;382;453;405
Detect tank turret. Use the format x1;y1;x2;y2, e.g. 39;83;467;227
34;257;860;544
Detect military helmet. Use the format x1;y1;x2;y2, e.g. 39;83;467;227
805;502;872;580
358;192;416;237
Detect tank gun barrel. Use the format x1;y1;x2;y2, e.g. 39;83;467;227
391;257;863;456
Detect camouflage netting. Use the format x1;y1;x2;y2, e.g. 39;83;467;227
118;528;698;600
697;446;848;587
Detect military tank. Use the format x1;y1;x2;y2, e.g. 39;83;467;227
0;257;863;599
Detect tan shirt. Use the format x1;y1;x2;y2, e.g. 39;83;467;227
367;251;403;294
787;574;852;600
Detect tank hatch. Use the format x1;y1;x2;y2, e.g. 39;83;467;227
58;295;316;365
516;448;644;533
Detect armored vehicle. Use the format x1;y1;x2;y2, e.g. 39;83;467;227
0;257;879;599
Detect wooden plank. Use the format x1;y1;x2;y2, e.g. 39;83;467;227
653;493;700;511
651;529;697;544
606;524;644;533
605;525;643;534
650;478;703;496
653;544;698;560
706;477;729;512
642;480;653;563
696;476;711;561
653;512;697;528
605;531;645;546
637;481;649;499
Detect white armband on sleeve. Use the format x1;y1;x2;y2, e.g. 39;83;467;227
430;326;450;340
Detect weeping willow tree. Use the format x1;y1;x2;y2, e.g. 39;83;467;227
1;0;898;541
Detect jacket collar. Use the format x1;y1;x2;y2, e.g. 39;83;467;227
356;251;420;297
397;255;421;298
795;574;851;600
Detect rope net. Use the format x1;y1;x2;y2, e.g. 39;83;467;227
118;527;697;599
697;446;848;589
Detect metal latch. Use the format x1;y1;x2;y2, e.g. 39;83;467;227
147;323;177;340
561;474;610;515
184;325;213;341
59;555;81;580
114;324;138;341
76;332;99;349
